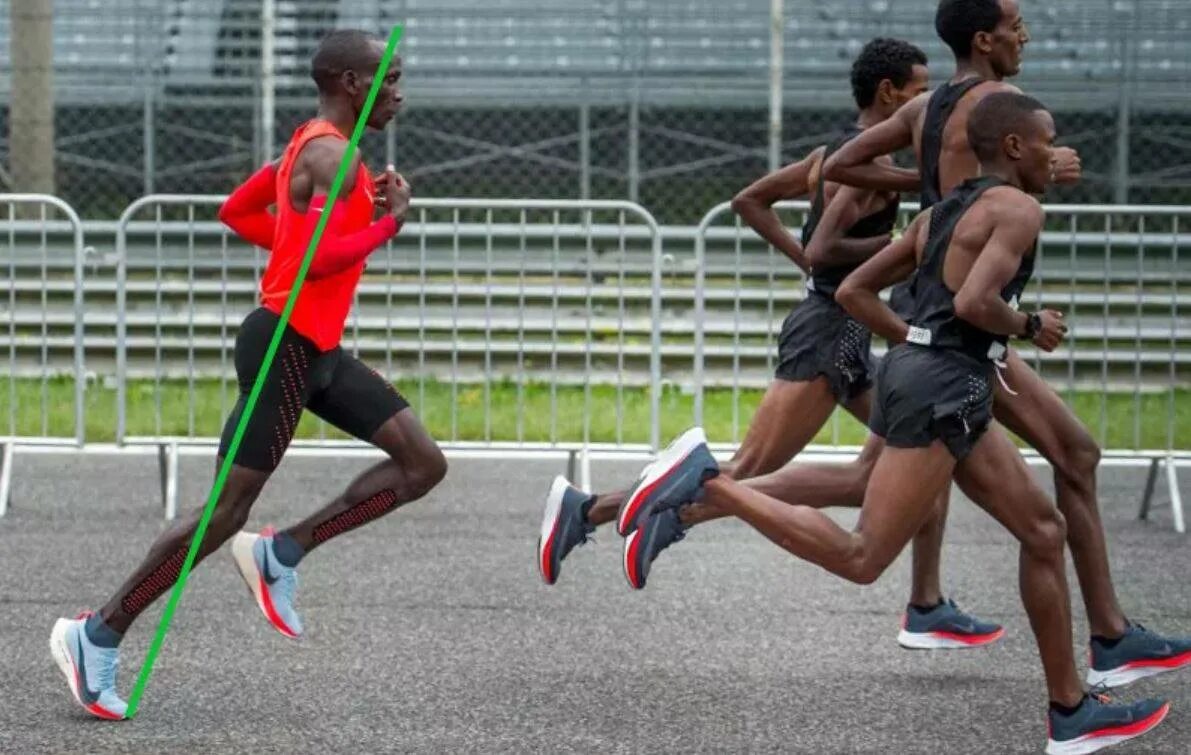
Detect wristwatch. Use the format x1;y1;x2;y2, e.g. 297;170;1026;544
1020;312;1042;340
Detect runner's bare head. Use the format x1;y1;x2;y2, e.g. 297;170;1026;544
936;0;1029;78
850;38;930;120
311;29;403;129
967;92;1054;194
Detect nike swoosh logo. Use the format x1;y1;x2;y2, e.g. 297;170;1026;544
952;622;977;633
75;635;100;703
261;545;279;586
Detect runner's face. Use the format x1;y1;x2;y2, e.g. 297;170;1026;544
987;0;1029;77
352;42;403;129
1018;110;1056;194
890;64;930;108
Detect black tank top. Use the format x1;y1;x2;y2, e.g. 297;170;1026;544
891;77;987;319
919;77;987;209
800;125;900;296
905;176;1036;362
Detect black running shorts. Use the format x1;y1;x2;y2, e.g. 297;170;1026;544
218;307;409;471
869;343;993;461
774;291;875;403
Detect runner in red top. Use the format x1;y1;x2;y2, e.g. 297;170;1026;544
50;30;448;719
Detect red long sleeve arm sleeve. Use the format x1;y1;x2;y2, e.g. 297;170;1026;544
218;163;278;249
301;195;401;280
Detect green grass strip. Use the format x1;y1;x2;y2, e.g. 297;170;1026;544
123;25;404;718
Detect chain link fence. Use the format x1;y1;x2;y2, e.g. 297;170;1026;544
3;0;1191;223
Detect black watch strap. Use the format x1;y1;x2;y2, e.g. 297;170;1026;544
1020;312;1041;340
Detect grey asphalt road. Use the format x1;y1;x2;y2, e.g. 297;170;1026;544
1;451;1188;754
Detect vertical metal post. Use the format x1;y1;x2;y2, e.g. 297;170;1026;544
579;102;591;200
0;443;12;517
261;0;277;163
1167;458;1185;535
628;94;640;203
1114;83;1131;205
649;222;662;452
143;74;155;194
768;0;784;171
8;0;56;196
1114;7;1135;204
71;205;85;445
386;119;396;168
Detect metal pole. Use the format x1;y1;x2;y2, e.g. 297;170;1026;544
8;0;56;197
579;102;591;200
386;119;396;168
1114;7;1135;204
768;0;784;171
628;94;640;203
261;0;277;163
143;77;155;194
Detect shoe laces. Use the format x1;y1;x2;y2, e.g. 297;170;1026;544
1088;683;1115;705
92;646;120;691
274;566;299;607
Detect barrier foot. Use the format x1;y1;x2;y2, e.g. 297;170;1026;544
0;443;13;518
566;449;577;485
1139;457;1161;521
1167;457;1185;535
578;447;592;494
158;442;179;521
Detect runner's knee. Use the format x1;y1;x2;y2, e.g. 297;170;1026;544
1020;508;1067;558
405;444;447;496
1054;430;1100;490
842;537;888;585
210;473;266;537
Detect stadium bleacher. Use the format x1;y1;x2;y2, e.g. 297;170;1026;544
4;0;1190;107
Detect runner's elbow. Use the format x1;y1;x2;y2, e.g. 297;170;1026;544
953;290;983;323
834;281;859;312
730;191;756;217
821;153;845;184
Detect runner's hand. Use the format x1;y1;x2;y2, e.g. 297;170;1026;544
384;170;411;223
373;165;398;212
1051;147;1081;185
1033;309;1068;352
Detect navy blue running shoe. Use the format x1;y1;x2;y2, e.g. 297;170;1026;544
616;427;719;537
1045;690;1168;755
897;598;1004;650
538;475;595;585
1087;621;1191;688
623;507;687;590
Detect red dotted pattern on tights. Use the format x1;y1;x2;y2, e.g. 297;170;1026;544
120;548;188;616
269;344;308;468
312;489;399;544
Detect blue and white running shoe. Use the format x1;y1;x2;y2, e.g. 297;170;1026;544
232;527;303;640
1045;689;1168;755
616;427;719;536
1086;621;1191;688
623;507;687;590
897;598;1004;650
49;611;128;720
538;475;595;585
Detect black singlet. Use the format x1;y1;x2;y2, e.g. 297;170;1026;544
904;176;1036;363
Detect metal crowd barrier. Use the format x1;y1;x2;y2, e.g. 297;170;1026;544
2;192;1187;532
0;194;87;516
112;195;664;516
692;200;1190;533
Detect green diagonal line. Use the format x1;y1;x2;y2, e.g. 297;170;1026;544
124;24;404;719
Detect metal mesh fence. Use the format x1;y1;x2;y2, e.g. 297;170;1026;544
3;0;1191;222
